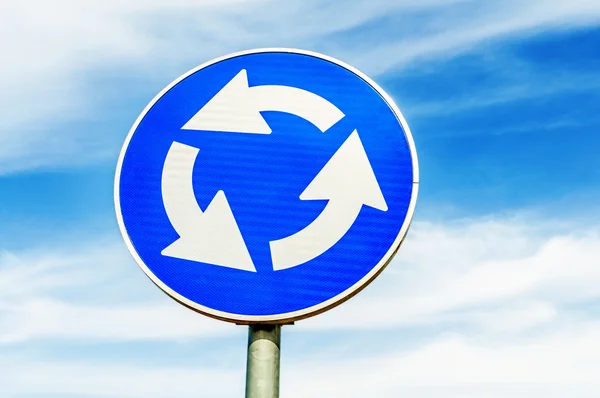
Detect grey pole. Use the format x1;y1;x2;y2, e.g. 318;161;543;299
245;324;281;398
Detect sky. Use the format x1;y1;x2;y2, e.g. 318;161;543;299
1;0;600;396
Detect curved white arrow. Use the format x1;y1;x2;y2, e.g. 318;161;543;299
161;141;256;272
269;130;388;271
182;69;344;134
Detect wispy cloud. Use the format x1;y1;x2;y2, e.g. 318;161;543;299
0;240;236;343
301;218;600;331
349;0;600;75
0;0;258;173
3;313;600;397
3;325;600;398
1;0;599;173
2;214;600;396
2;215;599;341
0;356;243;398
406;73;600;120
286;321;600;397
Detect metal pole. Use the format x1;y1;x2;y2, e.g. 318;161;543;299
245;324;281;398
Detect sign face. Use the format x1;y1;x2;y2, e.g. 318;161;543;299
115;49;418;323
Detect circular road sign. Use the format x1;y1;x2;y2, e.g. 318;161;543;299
115;48;418;324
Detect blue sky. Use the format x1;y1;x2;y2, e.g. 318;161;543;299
1;0;600;396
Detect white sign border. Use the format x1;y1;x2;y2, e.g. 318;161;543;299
114;48;419;324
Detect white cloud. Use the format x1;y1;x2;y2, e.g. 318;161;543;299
407;72;600;121
2;317;600;398
0;298;239;343
350;0;600;75
2;215;600;397
3;327;600;398
299;218;600;331
1;0;599;173
459;300;557;333
284;321;600;397
0;356;244;398
0;240;237;343
0;0;257;173
2;216;599;341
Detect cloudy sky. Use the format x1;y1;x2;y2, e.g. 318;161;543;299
1;0;600;397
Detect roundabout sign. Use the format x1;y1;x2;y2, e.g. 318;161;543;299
114;48;418;324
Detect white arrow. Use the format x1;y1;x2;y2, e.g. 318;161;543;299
160;141;256;272
269;130;388;271
182;69;344;134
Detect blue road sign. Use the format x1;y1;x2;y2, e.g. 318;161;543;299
115;49;418;323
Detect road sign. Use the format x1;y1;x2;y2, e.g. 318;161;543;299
115;48;418;323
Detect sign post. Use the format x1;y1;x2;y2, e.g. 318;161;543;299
246;325;281;398
114;48;418;397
